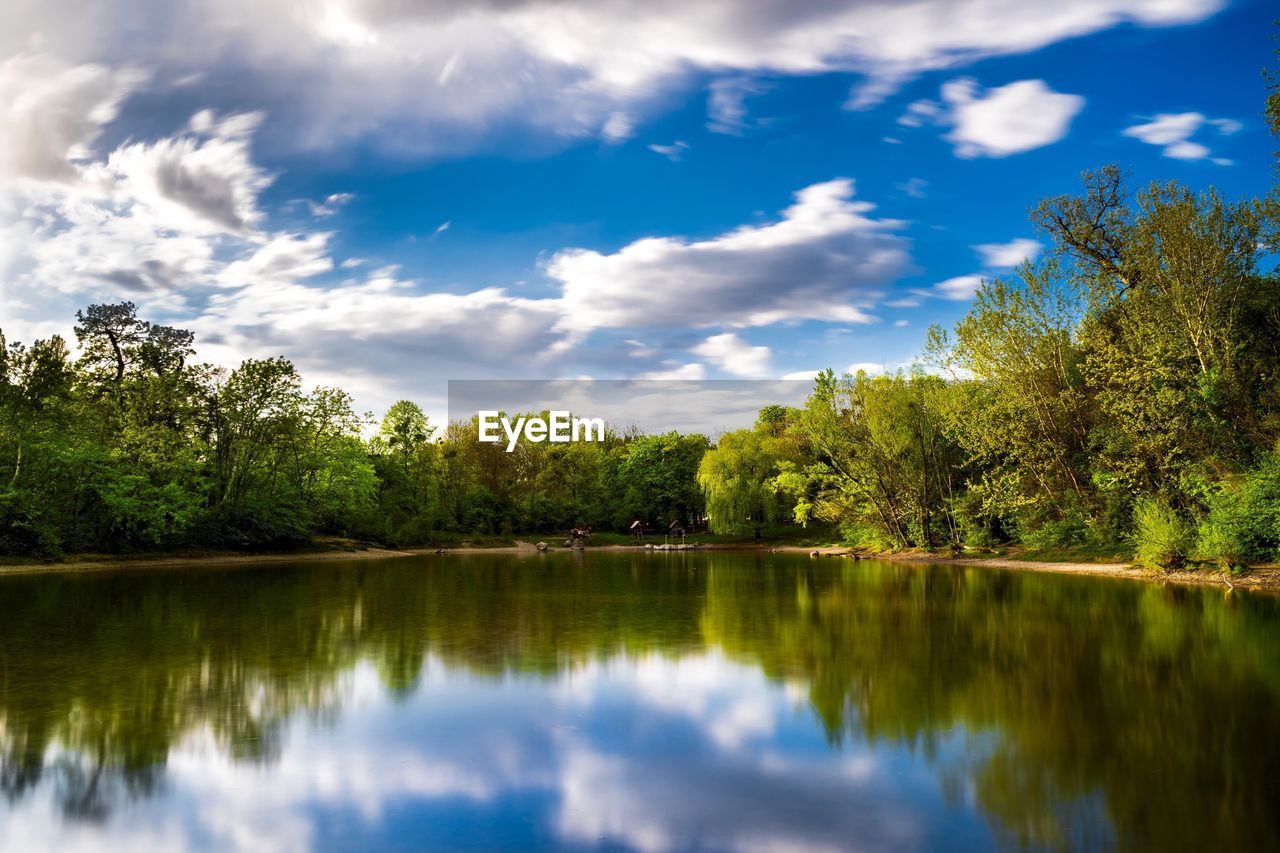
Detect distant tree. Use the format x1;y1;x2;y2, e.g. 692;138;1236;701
698;408;805;536
74;302;149;385
618;432;709;528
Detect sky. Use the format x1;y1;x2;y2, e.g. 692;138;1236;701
1;0;1275;420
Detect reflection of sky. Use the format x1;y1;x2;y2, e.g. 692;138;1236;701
0;652;996;852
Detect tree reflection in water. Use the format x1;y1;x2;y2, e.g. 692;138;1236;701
0;553;1277;850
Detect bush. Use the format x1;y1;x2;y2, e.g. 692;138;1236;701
952;489;1004;548
0;488;63;558
1194;509;1247;570
1194;454;1280;567
839;521;900;552
1132;498;1193;570
1019;508;1090;550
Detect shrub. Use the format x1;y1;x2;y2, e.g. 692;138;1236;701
1194;512;1246;569
1019;508;1090;550
951;489;1005;549
1194;454;1280;567
839;521;900;552
1194;491;1248;569
0;488;63;557
1132;498;1193;570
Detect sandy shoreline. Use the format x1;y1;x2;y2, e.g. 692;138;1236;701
2;541;1275;593
0;547;418;576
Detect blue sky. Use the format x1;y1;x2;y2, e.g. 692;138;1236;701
0;0;1275;417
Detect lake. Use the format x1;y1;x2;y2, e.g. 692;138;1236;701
0;552;1277;851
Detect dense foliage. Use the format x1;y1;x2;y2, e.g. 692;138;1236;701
0;309;718;556
925;165;1280;566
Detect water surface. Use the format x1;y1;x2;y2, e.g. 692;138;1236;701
1;552;1277;851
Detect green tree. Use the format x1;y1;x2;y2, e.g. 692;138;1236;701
698;408;805;535
783;369;963;550
927;260;1095;540
618;431;709;528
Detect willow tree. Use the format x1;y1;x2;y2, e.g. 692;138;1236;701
698;415;798;536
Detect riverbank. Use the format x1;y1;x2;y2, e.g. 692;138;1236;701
2;539;1276;593
0;544;416;576
875;549;1280;593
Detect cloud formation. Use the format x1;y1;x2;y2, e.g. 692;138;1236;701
933;274;985;301
1;0;1222;154
1122;111;1239;163
974;237;1041;268
692;333;773;379
706;77;767;135
550;179;908;333
941;78;1085;158
0;54;142;183
2;92;920;403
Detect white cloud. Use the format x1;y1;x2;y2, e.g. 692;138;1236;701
706;77;765;135
0;0;1222;155
0;54;143;183
216;232;334;289
974;237;1041;268
1123;112;1197;145
939;78;1085;158
897;99;943;128
550;179;908;333
195;274;569;395
847;361;887;376
307;192;354;217
648;141;689;162
1122;112;1239;162
896;177;928;199
934;274;985;301
782;370;820;380
9;108;275;302
691;333;772;378
639;362;707;380
1166;140;1210;160
93;111;271;234
601;111;636;142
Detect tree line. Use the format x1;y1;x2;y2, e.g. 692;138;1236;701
700;164;1280;568
704;64;1280;567
0;307;716;555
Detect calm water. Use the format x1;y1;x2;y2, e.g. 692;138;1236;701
0;552;1278;852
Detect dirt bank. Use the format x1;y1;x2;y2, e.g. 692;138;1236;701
874;550;1280;593
0;546;415;577
3;541;1276;594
